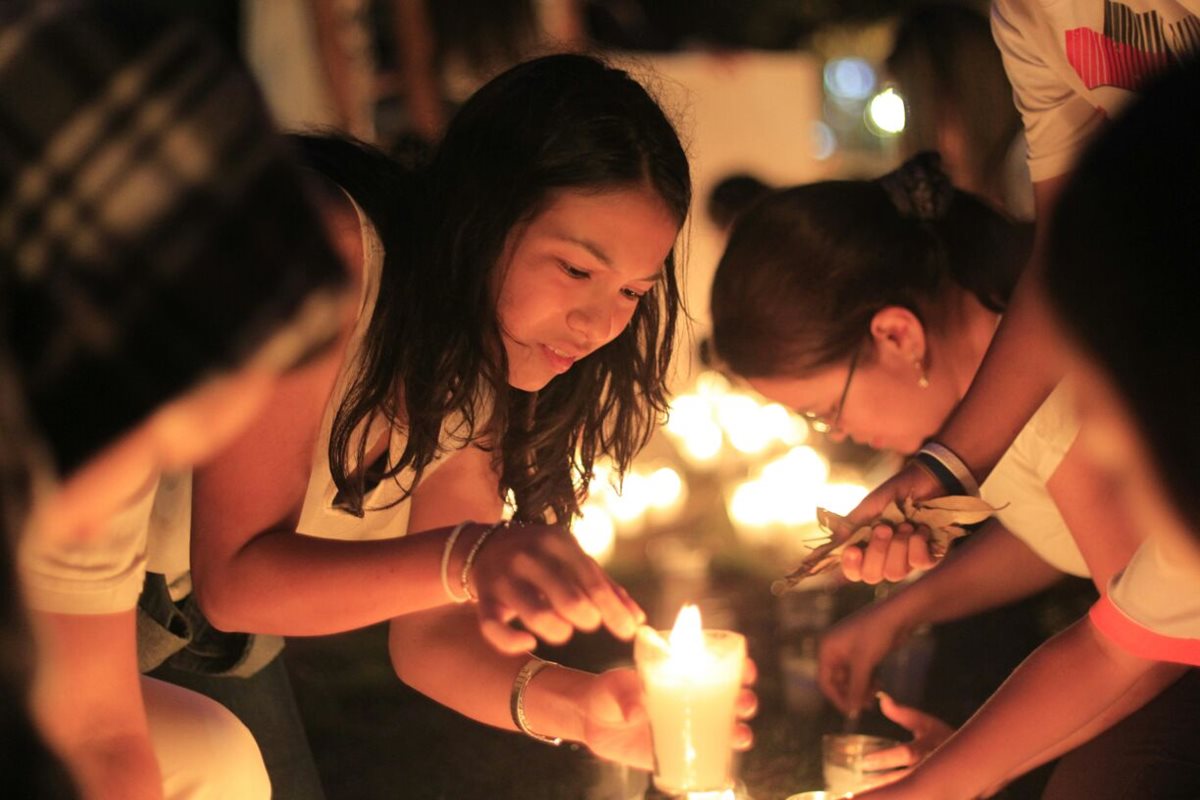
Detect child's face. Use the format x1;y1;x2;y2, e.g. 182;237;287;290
494;185;679;392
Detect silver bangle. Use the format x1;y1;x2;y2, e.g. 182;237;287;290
919;441;980;497
460;520;507;601
440;521;472;603
510;657;563;746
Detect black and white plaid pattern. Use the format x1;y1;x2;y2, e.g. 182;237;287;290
0;1;346;474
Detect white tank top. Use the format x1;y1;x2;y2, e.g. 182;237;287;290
296;194;472;540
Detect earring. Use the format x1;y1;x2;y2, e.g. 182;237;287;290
914;359;930;389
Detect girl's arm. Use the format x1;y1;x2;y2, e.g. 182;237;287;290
819;519;1064;715
1046;430;1143;591
191;360;640;648
389;445;659;767
31;610;163;800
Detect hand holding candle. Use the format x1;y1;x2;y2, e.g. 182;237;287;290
633;605;753;794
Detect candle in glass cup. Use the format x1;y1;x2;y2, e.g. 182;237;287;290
634;604;746;795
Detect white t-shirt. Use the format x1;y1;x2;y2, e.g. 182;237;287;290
1091;538;1200;664
992;0;1200;182
981;381;1089;577
20;471;192;615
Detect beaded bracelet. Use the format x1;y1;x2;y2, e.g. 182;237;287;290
510;657;563;746
439;521;473;603
460;520;508;601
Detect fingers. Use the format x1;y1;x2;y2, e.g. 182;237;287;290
845;523;933;584
858;524;894;585
732;722;753;751
742;657;758;686
508;552;602;632
542;534;644;640
883;523;915;582
840;543;865;582
472;525;646;651
477;608;537;655
908;528;936;571
844;654;874;718
876;690;923;732
861;743;918;771
736;687;758;720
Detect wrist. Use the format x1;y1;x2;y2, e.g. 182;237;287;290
913;441;980;497
519;662;590;745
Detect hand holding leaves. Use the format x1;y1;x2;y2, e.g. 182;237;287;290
774;495;1002;592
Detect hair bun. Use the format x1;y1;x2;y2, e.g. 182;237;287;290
877;151;954;221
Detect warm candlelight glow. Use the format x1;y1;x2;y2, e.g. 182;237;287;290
635;606;746;795
667;604;709;668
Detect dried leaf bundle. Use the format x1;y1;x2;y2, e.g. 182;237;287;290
772;495;1002;593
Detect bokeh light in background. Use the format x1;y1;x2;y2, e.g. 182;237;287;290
571;370;872;563
823;57;876;100
865;86;906;136
810;120;837;161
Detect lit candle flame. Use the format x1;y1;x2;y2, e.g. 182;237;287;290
666;604;713;674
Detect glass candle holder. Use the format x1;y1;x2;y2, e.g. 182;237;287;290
822;733;901;795
634;606;746;796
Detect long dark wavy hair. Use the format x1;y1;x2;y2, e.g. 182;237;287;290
711;154;1030;378
322;54;690;525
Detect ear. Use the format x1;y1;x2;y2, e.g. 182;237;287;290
869;306;927;367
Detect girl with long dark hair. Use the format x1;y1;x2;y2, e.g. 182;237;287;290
708;152;1198;796
852;58;1200;800
186;53;753;767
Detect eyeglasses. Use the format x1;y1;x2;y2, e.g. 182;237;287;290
804;346;860;434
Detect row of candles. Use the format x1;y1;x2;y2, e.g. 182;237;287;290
573;370;869;565
596;372;881;797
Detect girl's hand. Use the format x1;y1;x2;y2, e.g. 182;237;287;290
862;691;955;772
467;522;645;654
842;520;938;585
841;463;941;583
580;660;758;769
818;605;909;717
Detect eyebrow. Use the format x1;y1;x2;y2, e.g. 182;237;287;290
551;233;665;282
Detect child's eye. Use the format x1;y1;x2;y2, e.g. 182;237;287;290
621;287;646;301
559;260;589;279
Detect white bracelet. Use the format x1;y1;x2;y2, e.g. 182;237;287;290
919;441;981;497
510;657;563;746
440;521;473;603
460;520;507;601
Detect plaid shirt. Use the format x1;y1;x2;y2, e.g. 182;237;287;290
0;0;347;475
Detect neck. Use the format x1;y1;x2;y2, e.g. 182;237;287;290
939;291;1001;400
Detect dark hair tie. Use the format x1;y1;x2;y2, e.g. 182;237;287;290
877;152;954;221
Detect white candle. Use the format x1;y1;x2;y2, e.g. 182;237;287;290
635;605;746;795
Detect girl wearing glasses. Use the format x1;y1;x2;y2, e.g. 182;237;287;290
853;59;1200;800
708;153;1197;797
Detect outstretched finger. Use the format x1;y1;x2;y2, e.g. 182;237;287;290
477;600;537;654
480;581;572;650
859;524;894;585
509;552;603;632
543;537;641;640
861;743;918;771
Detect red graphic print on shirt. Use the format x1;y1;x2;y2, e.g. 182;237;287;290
1065;1;1199;90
